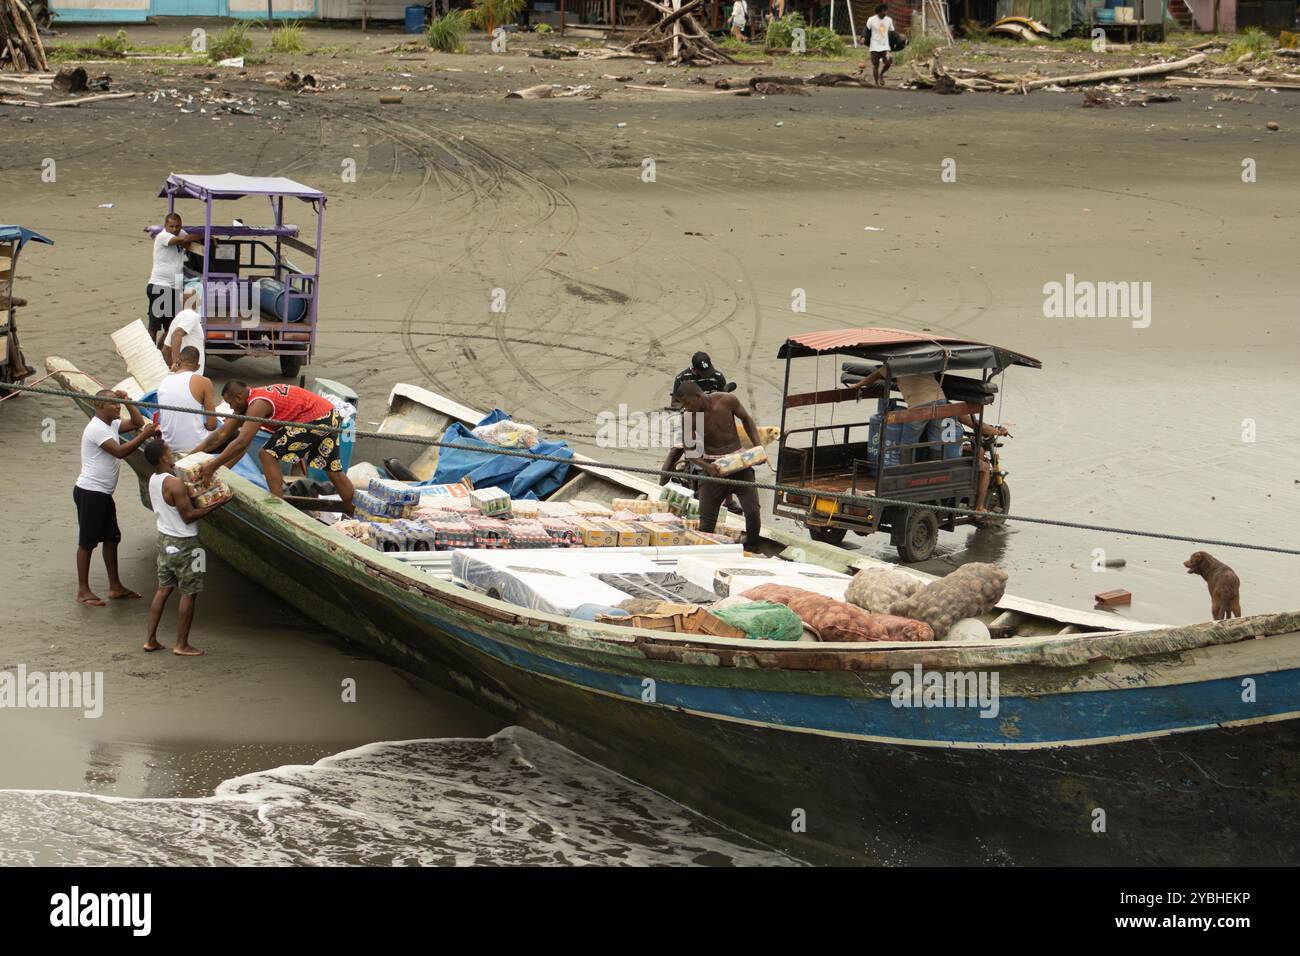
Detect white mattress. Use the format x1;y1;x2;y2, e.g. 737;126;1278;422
676;554;853;599
451;549;662;616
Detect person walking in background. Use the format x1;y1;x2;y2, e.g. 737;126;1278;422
730;0;750;40
73;389;156;606
156;346;217;454
142;439;229;656
147;212;197;347
865;3;895;88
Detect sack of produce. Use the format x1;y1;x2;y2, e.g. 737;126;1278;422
845;566;924;614
888;563;1007;640
709;601;804;642
743;584;934;643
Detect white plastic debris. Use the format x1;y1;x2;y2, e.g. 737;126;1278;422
217;57;244;68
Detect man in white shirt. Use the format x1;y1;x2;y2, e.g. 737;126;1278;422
865;4;895;87
161;288;206;374
730;0;749;40
147;212;197;347
157;346;217;453
74;389;156;606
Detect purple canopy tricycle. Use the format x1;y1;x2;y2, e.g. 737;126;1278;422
149;173;325;378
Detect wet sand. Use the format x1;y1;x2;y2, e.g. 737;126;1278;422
1;23;1297;797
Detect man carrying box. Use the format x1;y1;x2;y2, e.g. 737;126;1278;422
192;381;356;514
142;439;230;656
661;380;764;551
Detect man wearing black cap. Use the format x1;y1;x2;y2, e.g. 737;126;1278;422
672;352;728;399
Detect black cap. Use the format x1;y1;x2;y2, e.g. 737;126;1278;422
691;351;711;371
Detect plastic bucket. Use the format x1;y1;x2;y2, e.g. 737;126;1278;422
405;4;426;33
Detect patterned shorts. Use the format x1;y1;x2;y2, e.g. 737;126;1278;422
157;533;204;595
263;410;343;473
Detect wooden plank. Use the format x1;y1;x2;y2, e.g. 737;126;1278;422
784;386;883;408
885;401;981;425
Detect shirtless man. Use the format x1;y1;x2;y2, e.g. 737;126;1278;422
193;381;355;513
660;380;763;550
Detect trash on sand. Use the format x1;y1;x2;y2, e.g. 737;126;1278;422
217;57;245;68
97;203;115;209
1094;588;1133;608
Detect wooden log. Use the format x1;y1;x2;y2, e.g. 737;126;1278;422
1014;53;1207;92
506;83;556;99
1165;75;1300;90
46;91;139;107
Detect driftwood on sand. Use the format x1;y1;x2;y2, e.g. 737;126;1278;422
0;0;49;73
909;52;1209;94
622;0;739;67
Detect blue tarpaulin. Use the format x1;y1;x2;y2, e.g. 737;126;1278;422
425;409;572;500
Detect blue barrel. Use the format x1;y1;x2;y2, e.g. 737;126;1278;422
405;4;426;33
258;277;308;324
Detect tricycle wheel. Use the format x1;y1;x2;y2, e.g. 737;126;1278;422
808;525;847;546
981;482;1010;527
279;355;304;378
896;508;938;563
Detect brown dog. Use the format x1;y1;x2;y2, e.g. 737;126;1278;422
1184;551;1242;621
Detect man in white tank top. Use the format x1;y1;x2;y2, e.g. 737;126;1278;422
142;439;229;656
156;347;217;454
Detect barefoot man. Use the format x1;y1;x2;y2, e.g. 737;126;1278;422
661;380;764;551
142;439;228;656
192;382;355;513
73;389;156;606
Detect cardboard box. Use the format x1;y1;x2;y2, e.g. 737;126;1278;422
470;486;512;518
174;451;214;487
570;518;616;548
603;520;650;549
634;521;685;548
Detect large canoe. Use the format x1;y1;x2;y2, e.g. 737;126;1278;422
48;357;1300;865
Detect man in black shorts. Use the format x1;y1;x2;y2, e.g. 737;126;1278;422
865;4;895;88
74;389;155;606
147;212;197;345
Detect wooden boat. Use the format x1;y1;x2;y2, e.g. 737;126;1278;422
47;357;1300;865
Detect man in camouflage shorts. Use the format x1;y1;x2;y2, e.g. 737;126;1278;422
264;408;344;474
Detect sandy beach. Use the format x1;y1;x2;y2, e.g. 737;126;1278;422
1;21;1297;801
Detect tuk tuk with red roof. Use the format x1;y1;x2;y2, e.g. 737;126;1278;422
774;328;1041;562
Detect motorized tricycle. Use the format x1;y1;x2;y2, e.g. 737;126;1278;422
771;328;1040;562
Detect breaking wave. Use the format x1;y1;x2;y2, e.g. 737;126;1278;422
0;728;794;866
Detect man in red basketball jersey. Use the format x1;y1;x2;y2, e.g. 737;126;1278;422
193;381;355;513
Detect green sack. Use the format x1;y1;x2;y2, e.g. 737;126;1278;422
710;601;805;642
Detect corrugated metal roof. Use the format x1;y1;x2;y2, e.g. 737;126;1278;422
783;328;981;353
779;328;1041;369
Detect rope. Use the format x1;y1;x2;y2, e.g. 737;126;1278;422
4;379;1298;557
